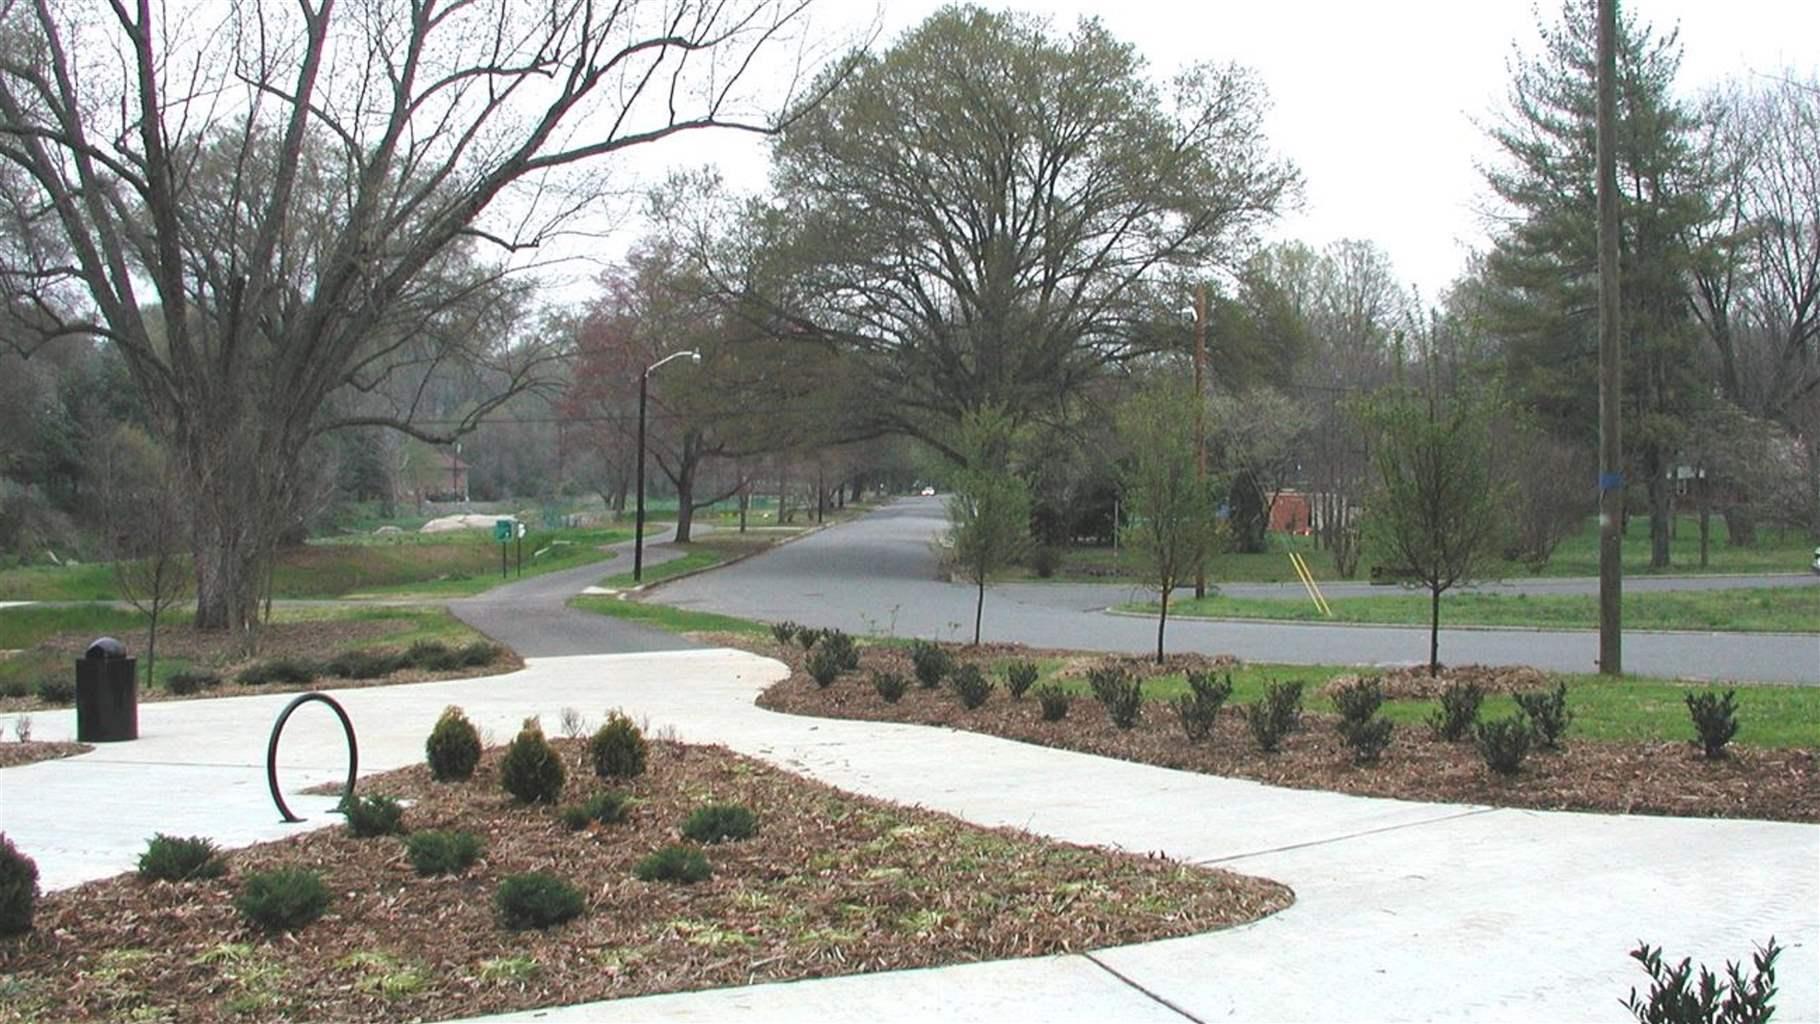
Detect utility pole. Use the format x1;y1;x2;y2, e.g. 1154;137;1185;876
1596;0;1624;675
1193;283;1209;600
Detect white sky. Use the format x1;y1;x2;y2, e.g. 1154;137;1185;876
569;0;1819;305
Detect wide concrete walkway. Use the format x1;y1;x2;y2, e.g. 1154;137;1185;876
1;650;1813;1022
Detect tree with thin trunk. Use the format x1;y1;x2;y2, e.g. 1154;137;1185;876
1117;381;1221;663
1358;386;1507;675
944;409;1031;646
105;436;192;691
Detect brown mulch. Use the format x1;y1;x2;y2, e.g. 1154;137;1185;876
1315;664;1554;700
0;740;92;769
750;643;1819;825
0;740;1290;1023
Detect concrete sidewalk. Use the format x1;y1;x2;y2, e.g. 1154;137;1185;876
1;650;1814;1022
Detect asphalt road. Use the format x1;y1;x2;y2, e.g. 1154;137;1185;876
649;497;1820;684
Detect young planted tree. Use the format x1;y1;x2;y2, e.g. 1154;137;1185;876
101;428;191;689
1359;387;1508;675
944;410;1031;646
1117;382;1221;663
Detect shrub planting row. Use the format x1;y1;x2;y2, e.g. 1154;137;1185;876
234;640;500;687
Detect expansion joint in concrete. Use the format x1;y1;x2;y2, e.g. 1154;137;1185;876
1198;807;1501;865
1082;952;1205;1024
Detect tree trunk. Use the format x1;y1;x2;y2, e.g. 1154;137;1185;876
192;518;263;632
1699;504;1710;568
1155;588;1168;664
1646;461;1672;569
1429;585;1441;676
1721;505;1756;548
738;489;749;533
973;574;985;646
674;472;695;544
1808;433;1820;542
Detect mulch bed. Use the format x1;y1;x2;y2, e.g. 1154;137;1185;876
1315;664;1554;700
0;739;1290;1023
0;740;92;769
749;641;1819;825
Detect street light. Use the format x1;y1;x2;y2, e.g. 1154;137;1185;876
1181;286;1210;599
634;349;702;583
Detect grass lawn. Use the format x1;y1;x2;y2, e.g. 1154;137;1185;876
1135;586;1820;633
568;596;772;638
600;533;791;590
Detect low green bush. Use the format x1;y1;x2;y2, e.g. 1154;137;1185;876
1427;681;1484;742
495;872;584;930
405;830;483;876
1685;689;1739;759
164;670;223;696
1004;660;1039;700
770;621;800;645
1087;664;1143;729
1332;677;1384;725
324;649;404;680
406;640;462;672
909;640;952;688
949;663;994;709
137;834;226;882
1337;717;1394;765
633;845;712;884
235;868;329;931
499;718;565;804
1035;684;1071;722
805;645;844;687
237;657;319;686
871;670;909;703
1475;716;1533;776
341;794;406;838
560;791;631;831
425;706;482;782
1173;670;1232;743
589;713;647;780
0;835;40;936
1513;682;1573;749
795;627;825;651
1622;937;1782;1024
34;678;74;704
819;630;860;672
1245;680;1304;753
0;678;28;699
681;803;757;844
456;641;499;667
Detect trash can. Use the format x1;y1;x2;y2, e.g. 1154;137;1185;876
75;636;137;742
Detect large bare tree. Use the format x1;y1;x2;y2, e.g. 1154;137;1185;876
0;0;828;631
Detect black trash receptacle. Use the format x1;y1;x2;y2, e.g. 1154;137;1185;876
75;636;137;742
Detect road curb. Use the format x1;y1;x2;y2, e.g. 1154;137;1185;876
1099;605;1820;639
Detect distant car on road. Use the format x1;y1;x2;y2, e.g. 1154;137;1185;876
919;486;936;496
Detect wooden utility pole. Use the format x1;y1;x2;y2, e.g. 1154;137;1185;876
1194;283;1209;600
1596;0;1624;675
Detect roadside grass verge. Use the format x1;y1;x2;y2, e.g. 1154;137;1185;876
1133;586;1820;634
568;596;771;638
600;534;789;590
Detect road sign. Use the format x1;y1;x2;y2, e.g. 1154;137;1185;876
515;522;527;539
493;519;513;542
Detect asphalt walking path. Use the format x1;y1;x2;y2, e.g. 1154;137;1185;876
1;650;1814;1021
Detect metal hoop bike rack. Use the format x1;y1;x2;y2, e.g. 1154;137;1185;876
265;692;359;823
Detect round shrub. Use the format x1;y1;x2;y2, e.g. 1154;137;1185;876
0;834;40;936
948;663;994;710
559;791;631;831
236;657;319;686
1427;681;1484;742
137;833;226;882
909;640;952;688
1475;716;1534;776
500;718;566;804
633;845;712;885
456;641;499;667
1035;684;1072;722
871;670;909;704
341;794;406;838
425;706;482;782
495;872;584;930
235;868;329;931
407;640;463;672
589;713;647;780
164;670;223;696
681;803;757;844
805;645;843;687
1003;660;1040;700
405;830;483;877
324;649;404;680
34;678;74;705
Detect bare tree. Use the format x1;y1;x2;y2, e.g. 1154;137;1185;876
0;0;832;632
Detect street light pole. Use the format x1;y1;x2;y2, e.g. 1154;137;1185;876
633;350;701;584
1194;283;1208;600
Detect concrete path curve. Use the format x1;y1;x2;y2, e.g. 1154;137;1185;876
1;650;1813;1022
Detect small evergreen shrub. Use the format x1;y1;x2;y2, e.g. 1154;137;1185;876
559;791;631;831
805;645;844;687
1004;660;1040;700
137;833;226;882
324;649;403;680
1427;681;1484;742
1622;937;1782;1024
909;640;952;688
236;657;319;686
499;718;566;804
819;630;860;671
633;845;712;884
405;830;483;876
949;663;994;709
495;872;584;930
1035;684;1072;721
1087;664;1143;729
589;713;648;780
1332;677;1384;725
34;678;74;704
235;868;329;931
457;641;499;667
425;706;482;782
795;627;825;651
164;670;223;696
341;794;406;838
1245;680;1305;753
872;670;909;703
0;678;27;699
1685;689;1739;759
1513;682;1573;750
770;621;800;645
1475;716;1533;776
681;803;758;844
406;640;462;672
1029;545;1062;579
1337;718;1394;765
0;835;40;936
1173;670;1233;743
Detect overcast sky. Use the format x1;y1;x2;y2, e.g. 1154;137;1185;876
579;0;1818;305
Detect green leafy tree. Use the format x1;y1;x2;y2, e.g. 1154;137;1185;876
1117;382;1222;663
944;410;1032;645
1359;386;1508;675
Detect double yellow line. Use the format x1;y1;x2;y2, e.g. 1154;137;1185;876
1288;551;1332;617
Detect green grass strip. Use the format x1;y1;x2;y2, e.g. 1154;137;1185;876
570;596;771;637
